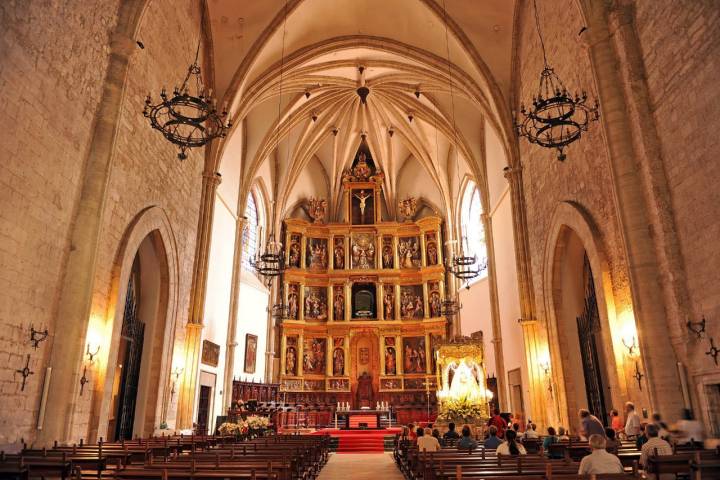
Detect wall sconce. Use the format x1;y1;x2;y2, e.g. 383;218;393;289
687;316;706;338
79;343;100;396
29;325;49;349
622;335;639;357
540;362;551;376
86;343;100;363
632;361;645;390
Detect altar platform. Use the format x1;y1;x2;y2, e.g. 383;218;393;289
311;427;402;453
333;409;393;429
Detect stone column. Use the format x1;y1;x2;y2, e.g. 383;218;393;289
177;169;222;429
482;212;508;410
579;3;684;414
264;278;279;382
36;30;139;445
504;165;547;427
222;217;246;411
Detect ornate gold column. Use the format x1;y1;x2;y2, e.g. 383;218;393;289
394;284;402;321
344;281;351;321
299;283;306;321
377;281;384;321
177;169;222;429
396;335;404;375
328;285;335;322
422;283;430;319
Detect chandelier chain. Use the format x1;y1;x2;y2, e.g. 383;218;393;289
532;0;550;70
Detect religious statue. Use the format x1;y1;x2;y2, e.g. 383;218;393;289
382;244;394;268
352;152;371;180
333;348;345;376
304;288;328;320
430;291;442;318
308;197;328;224
307;239;328;269
356;372;373;408
385;346;397;375
398;196;418;221
384;291;394;319
286;346;297;375
426;241;438;265
354;190;372;221
287;285;299;319
334;289;345;320
288;241;301;268
334;239;345;269
303;337;326;374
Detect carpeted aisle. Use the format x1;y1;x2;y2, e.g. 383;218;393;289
318;453;404;480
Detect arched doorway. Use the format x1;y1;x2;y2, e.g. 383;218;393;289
552;228;612;426
108;232;168;440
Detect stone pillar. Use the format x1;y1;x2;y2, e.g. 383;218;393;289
177;169;222;429
583;7;684;414
222;216;246;411
482;212;508;410
504;165;546;426
264;278;279;382
36;30;139;445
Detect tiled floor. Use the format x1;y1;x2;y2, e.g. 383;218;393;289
317;452;405;479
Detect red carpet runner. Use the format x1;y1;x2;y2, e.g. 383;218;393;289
312;428;401;453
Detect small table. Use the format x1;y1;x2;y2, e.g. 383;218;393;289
334;409;392;429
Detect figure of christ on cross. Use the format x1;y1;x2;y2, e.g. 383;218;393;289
354;190;372;223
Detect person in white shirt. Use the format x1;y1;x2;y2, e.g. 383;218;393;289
624;402;642;438
672;409;704;447
578;434;623;475
417;427;441;452
523;423;539;439
640;424;674;480
496;430;527;455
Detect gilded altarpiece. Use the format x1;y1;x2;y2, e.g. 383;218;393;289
278;145;448;415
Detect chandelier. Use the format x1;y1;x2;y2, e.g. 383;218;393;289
516;0;599;161
250;234;285;278
143;41;231;160
445;237;481;281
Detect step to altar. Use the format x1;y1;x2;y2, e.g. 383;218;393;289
311;427;401;453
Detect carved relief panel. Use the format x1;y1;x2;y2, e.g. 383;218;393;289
351;233;376;269
304;286;328;321
306;238;328;270
398;236;422;268
400;285;424;319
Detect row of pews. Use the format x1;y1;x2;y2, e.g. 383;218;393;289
0;433;330;480
393;436;720;480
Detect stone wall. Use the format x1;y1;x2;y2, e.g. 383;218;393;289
634;0;720;380
0;0;119;446
0;0;207;445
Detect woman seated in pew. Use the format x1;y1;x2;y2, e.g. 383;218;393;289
578;434;623;475
457;425;478;450
496;430;526;456
557;426;570;441
542;427;562;459
604;427;619;452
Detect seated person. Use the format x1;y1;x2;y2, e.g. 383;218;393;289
640;424;673;479
543;427;562;458
457;425;478;450
496;429;527;455
578;434;623;475
415;426;424;443
484;425;502;449
635;424;649;450
605;427;619;451
432;428;442;445
443;422;461;440
672;409;704;448
407;423;417;441
557;426;570;441
417;427;441;452
523;423;539;439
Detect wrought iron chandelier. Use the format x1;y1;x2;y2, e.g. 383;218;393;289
516;0;599;161
250;233;285;278
445;236;482;281
143;31;231;160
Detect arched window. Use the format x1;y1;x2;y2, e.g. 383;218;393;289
242;192;260;270
459;179;488;284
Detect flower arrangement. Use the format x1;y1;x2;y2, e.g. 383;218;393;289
218;422;242;436
437;399;487;422
246;415;270;429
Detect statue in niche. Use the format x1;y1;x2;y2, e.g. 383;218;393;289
286;346;297;375
353;152;372;180
308;197;327;224
288;235;301;268
382;243;394;269
334;288;345;320
398;197;418;221
351;234;375;269
354;190;372;220
287;285;299;319
356;372;373;408
334;239;345;269
398;238;420;268
385;346;397;375
426;241;438;266
384;291;395;319
429;290;442;318
333;348;345;376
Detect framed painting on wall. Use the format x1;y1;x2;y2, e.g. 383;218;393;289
244;334;258;374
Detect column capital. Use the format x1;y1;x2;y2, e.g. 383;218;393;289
517;317;538;326
503;165;522;181
202;171;222;186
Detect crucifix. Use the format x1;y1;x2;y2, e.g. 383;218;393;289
16;354;34;391
422;378;433;423
354;190;372;220
632;361;644;390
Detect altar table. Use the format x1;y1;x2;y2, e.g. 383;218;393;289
334;409;393;429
